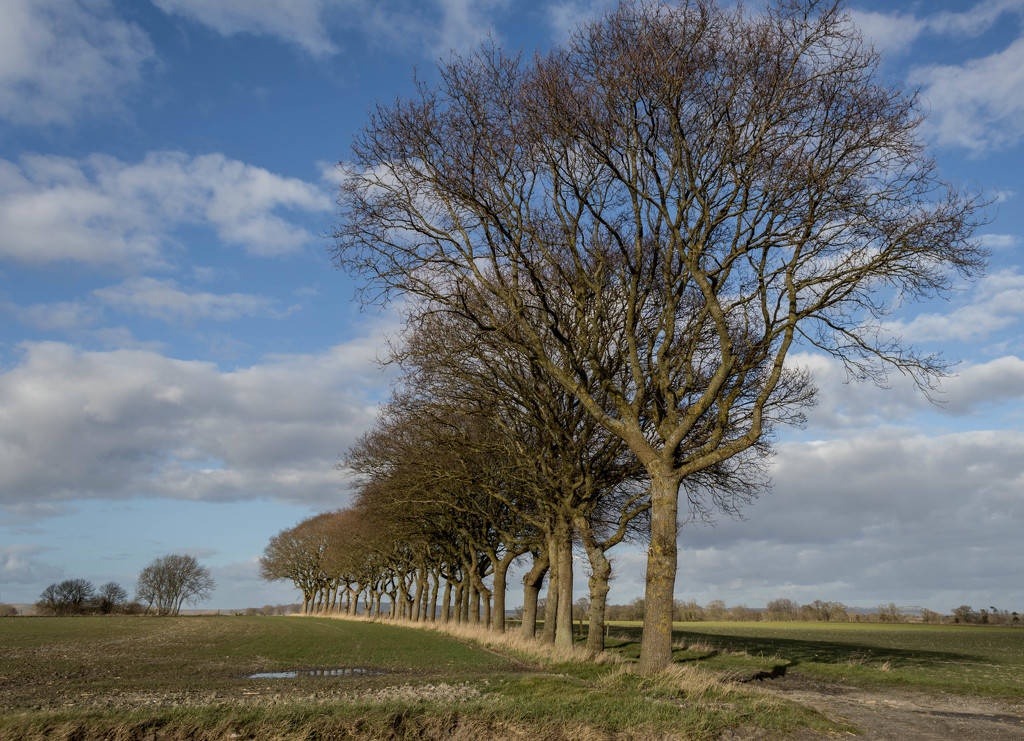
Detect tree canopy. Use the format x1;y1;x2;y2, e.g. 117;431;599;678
330;0;986;671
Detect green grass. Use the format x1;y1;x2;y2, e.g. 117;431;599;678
603;621;1024;699
0;616;838;740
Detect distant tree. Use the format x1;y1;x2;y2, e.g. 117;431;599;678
765;598;800;622
877;603;903;623
121;601;145;615
96;582;128;614
0;592;16;617
624;597;645;622
952;605;978;624
136;555;215;616
259;515;333;614
673;599;704;622
728;604;760;622
802;599;848;622
920;608;944;624
37;578;95;616
705;600;728;622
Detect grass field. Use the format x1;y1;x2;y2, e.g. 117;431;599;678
1;616;1020;740
0;615;830;740
604;621;1024;700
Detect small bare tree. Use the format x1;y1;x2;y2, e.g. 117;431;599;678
332;0;986;671
97;582;128;614
136;554;215;616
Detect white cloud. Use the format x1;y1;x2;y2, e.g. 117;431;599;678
0;544;64;585
0;0;154;125
981;233;1021;251
912;37;1024;154
847;0;1024;153
2;300;102;331
925;0;1024;37
943;355;1024;414
0;152;331;267
852;0;1024;56
786;351;1024;431
151;0;506;58
94;277;287;323
545;0;612;42
431;0;509;54
152;0;338;56
0;331;395;519
885;269;1024;343
848;10;926;56
668;427;1024;609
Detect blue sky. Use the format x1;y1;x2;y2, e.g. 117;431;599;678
1;0;1022;614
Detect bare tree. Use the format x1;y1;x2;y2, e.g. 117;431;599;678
97;582;128;614
37;578;96;616
332;0;986;671
260;517;332;614
765;598;800;621
136;555;215;616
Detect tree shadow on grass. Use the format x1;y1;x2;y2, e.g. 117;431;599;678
604;626;987;673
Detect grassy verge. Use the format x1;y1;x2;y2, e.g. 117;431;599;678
0;616;838;740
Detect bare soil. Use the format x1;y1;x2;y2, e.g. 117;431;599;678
749;674;1024;740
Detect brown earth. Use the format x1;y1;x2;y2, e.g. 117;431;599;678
741;674;1024;740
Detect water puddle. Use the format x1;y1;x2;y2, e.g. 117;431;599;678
244;667;385;679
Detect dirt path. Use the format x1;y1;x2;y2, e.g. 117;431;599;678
761;680;1024;740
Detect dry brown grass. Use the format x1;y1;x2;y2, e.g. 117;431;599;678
326;612;626;667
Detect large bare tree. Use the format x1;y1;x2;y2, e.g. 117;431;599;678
136;554;215;616
331;0;986;671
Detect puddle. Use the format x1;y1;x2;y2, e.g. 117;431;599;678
245;667;385;679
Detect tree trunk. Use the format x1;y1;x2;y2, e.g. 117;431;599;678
470;562;493;628
554;515;575;649
541;531;559;644
453;581;464;624
581;529;612;657
441;579;452;623
520;550;548;639
639;472;681;674
412;573;423;621
482;587;492;628
397;580;409;620
490;556;509;632
469;582;480;625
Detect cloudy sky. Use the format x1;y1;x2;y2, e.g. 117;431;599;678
1;0;1022;614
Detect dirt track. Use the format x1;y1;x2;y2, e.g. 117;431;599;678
758;678;1024;740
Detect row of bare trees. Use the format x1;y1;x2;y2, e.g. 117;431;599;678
35;579;129;616
322;0;985;672
31;556;215;617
